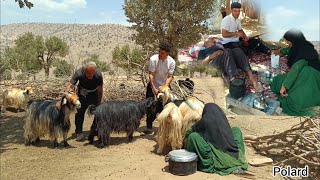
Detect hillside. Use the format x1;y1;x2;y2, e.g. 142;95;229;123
0;23;136;66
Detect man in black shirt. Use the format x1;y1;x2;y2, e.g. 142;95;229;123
65;61;103;141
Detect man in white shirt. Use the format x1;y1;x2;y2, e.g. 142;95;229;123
221;2;248;47
142;42;175;135
221;2;270;55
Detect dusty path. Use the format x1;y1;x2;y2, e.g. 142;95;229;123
0;77;303;180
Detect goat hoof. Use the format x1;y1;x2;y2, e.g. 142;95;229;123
25;140;31;146
97;143;105;148
88;136;94;144
35;137;40;143
53;142;59;148
63;141;70;147
157;148;163;154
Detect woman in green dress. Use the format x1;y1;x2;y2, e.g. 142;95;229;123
270;29;320;116
185;103;249;175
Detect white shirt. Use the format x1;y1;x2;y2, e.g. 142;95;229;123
221;14;241;44
149;54;175;89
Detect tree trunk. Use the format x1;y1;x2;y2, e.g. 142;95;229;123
141;64;146;87
225;0;231;15
45;65;50;76
245;0;260;19
242;0;247;18
127;57;131;80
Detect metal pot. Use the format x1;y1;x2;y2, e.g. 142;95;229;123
229;78;246;99
165;149;198;176
253;92;268;110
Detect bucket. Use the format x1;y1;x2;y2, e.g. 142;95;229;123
165;149;198;176
229;78;246;99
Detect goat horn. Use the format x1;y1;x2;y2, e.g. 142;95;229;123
157;93;164;99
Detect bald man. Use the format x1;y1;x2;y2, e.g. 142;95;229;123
65;61;103;141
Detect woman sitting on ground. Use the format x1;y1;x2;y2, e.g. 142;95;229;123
198;37;261;91
270;29;320;116
185;103;249;176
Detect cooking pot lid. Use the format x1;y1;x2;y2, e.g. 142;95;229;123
168;149;198;162
231;79;244;86
253;98;267;110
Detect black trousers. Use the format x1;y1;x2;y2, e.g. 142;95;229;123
209;48;250;79
75;91;98;134
146;82;163;129
223;41;249;55
223;38;270;55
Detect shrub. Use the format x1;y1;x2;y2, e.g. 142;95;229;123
0;69;12;80
83;54;111;72
53;60;73;78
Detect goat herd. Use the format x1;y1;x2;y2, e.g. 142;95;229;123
1;80;204;154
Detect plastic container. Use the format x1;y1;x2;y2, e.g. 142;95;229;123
271;53;280;68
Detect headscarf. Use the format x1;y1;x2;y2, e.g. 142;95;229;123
283;29;320;71
192;103;239;158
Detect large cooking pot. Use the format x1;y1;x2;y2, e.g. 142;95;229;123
165;149;198;176
229;78;246;99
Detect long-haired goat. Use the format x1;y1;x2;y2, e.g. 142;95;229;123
156;102;184;154
87;97;156;148
156;85;204;154
2;87;33;113
24;92;81;148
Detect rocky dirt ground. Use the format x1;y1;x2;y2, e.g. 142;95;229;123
0;77;310;180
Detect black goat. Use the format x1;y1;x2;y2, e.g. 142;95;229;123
87;97;156;148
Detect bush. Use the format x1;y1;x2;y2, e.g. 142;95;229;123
83;54;111;72
17;73;29;80
175;64;189;77
53;60;73;78
0;69;12;80
205;66;221;77
108;70;115;75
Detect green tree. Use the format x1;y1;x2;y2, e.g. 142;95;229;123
0;53;12;81
112;45;148;85
124;0;214;54
2;41;42;73
15;0;33;8
12;32;69;76
53;59;73;78
83;54;111;72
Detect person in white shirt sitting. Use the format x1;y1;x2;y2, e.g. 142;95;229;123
221;2;270;55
